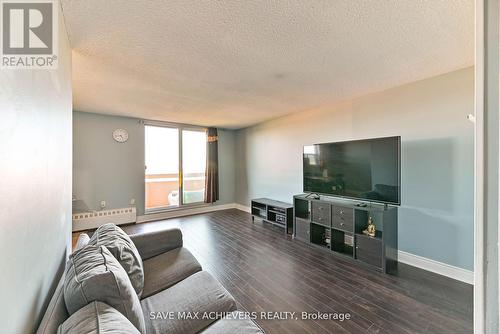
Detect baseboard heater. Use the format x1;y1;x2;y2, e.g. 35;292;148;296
72;207;137;232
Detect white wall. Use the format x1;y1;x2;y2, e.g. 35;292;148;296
0;6;73;334
73;111;237;215
235;67;474;270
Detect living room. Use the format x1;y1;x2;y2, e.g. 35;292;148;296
1;1;499;334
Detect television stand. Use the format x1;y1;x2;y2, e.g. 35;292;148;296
304;193;321;199
251;198;293;234
293;194;398;273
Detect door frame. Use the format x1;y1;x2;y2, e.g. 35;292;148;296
474;0;500;332
474;1;485;332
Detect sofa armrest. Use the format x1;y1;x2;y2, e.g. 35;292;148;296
36;273;69;334
129;228;183;260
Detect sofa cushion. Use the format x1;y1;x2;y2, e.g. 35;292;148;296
57;301;140;334
141;247;202;299
89;223;144;297
63;245;146;333
201;312;264;334
141;271;237;334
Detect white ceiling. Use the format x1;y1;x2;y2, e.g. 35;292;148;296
61;0;474;129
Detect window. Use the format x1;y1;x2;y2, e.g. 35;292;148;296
145;124;207;211
182;129;207;204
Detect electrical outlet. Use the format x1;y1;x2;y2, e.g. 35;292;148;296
100;200;106;209
130;198;135;205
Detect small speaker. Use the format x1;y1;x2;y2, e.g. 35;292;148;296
275;214;286;223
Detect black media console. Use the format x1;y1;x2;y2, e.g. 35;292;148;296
251;198;294;234
293;194;398;273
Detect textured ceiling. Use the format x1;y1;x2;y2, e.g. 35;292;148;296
61;0;474;129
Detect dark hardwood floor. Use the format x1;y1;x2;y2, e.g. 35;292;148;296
79;209;473;334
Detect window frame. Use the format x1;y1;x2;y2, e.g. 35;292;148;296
143;120;208;213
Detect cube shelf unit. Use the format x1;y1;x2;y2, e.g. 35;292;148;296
251;198;294;234
293;194;398;273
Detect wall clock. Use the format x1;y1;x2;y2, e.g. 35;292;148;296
112;129;129;143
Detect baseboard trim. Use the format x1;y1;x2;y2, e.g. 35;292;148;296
397;250;473;284
137;203;237;223
235;203;251;213
232;204;473;284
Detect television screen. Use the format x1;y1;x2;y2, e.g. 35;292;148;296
303;136;401;205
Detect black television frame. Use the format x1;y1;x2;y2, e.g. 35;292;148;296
303;136;401;206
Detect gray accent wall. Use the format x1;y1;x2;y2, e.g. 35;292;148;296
73;112;146;214
235;67;474;270
218;129;236;204
0;7;73;334
73;112;236;215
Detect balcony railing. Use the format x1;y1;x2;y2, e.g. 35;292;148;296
145;173;205;209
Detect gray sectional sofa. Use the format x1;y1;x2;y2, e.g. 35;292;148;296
36;226;264;334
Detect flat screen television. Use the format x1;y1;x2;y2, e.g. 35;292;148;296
303;136;401;205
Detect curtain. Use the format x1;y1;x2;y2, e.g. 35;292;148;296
204;127;219;203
